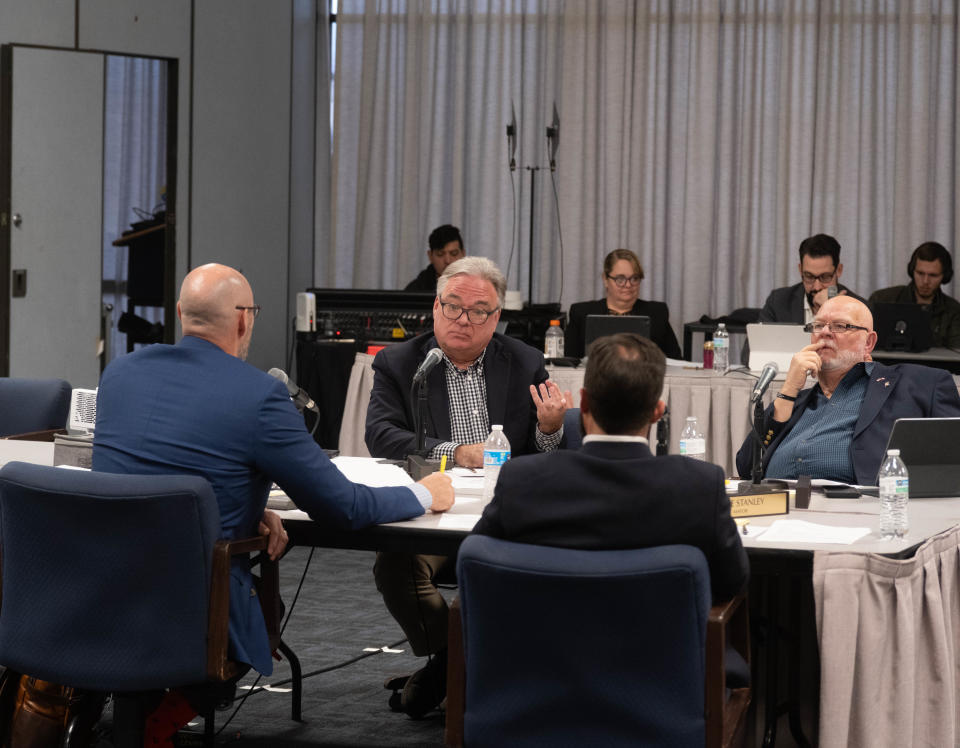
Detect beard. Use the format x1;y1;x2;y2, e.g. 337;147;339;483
819;341;865;372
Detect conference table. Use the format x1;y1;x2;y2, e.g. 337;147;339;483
279;466;960;747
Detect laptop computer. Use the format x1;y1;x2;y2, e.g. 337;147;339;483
745;323;811;375
883;417;960;497
584;315;651;352
872;302;933;352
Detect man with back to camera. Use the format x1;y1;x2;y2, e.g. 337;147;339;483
760;233;865;324
472;332;749;603
404;224;465;292
868;241;960;348
93;263;453;744
735;295;960;485
367;255;571;718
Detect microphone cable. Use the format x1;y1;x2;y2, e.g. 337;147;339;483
504;141;519;290
545;133;565;308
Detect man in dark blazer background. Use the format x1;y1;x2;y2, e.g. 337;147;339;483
473;332;749;603
93;263;453;742
737;295;960;484
366;256;571;718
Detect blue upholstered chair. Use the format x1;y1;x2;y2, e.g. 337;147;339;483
0;462;300;746
0;377;72;437
562;407;582;449
446;537;750;748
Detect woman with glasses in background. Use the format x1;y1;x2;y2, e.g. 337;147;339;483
564;248;681;359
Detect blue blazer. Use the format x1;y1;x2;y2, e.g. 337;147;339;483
736;362;960;485
93;336;423;675
365;332;550;459
472;440;749;602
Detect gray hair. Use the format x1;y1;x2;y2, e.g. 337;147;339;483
437;256;506;307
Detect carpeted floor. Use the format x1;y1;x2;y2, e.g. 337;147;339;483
98;546;450;747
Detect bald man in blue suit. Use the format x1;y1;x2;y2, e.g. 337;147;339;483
93;263;453;742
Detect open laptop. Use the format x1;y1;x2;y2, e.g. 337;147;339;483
584;315;651;351
872;303;933;352
745;323;811;375
883;417;960;497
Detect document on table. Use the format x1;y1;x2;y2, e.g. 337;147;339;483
266;456;414;509
754;519;871;544
449;467;485;497
437;513;482;531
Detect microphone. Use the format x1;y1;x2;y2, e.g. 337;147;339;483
413;348;443;383
750;362;779;403
268;368;318;413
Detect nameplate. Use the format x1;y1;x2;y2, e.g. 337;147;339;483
730;490;789;518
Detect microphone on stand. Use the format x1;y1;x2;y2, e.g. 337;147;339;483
408;349;444;479
506;102;518;172
268;368;319;414
750;362;779;403
655;405;670;456
413;348;443;383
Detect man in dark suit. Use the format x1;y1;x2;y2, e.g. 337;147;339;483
93;263;453;742
473;332;748;603
736;295;960;484
403;224;465;293
760;233;864;324
367;256;570;718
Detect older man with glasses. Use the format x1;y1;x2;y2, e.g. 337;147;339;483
736;295;960;484
366;255;570;719
759;233;865;324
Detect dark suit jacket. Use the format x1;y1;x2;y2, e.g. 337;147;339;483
365;332;549;459
93;336;423;675
404;265;438;293
472;440;749;601
564;298;682;359
735;362;960;485
759;282;864;323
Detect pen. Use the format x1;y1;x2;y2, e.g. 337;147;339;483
440;455;447;473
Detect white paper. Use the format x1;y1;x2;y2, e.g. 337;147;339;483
755;519;870;545
331;456;414;487
449;467;485;496
437;513;482;531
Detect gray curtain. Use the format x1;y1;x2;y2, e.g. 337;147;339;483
327;0;960;342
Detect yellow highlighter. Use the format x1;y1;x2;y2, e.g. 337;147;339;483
440;455;447;473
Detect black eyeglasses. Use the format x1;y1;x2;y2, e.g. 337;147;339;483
801;270;837;284
803;321;868;334
606;274;642;287
438;298;499;325
236;305;262;319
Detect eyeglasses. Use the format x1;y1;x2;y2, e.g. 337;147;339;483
803;321;868;334
801;271;837;284
438;298;499;325
235;305;262;318
606;274;642;287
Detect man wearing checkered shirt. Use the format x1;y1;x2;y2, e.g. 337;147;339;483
366;256;571;718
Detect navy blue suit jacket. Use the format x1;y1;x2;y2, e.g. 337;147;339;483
93;336;423;674
759;282;864;323
472;440;749;601
735;362;960;485
365;332;549;459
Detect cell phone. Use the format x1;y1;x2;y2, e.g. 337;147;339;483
827;285;839;299
823;486;861;499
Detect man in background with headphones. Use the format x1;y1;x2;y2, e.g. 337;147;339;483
869;242;960;348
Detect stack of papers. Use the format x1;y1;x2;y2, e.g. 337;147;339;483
448;467;485;497
266;456;414;510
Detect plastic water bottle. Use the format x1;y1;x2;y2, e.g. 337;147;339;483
713;323;729;374
544;319;564;359
679;416;706;461
482;425;511;501
878;449;909;539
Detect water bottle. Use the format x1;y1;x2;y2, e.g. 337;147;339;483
878;449;909;539
713;323;729;374
679;416;706;461
544;319;564;359
482;424;511;501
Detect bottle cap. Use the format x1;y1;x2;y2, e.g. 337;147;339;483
549;319;560;326
686;416;696;423
492;424;503;430
887;448;900;456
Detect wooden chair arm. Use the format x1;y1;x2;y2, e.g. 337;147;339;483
207;535;274;680
2;428;67;441
445;597;465;748
705;586;751;748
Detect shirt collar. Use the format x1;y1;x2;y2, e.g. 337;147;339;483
582;434;650;445
441;346;487;374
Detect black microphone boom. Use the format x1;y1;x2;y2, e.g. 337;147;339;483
413;348;443;383
268;367;318;413
750;362;780;403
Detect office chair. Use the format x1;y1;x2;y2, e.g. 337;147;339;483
0;377;72;438
446;537;750;748
0;461;301;747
